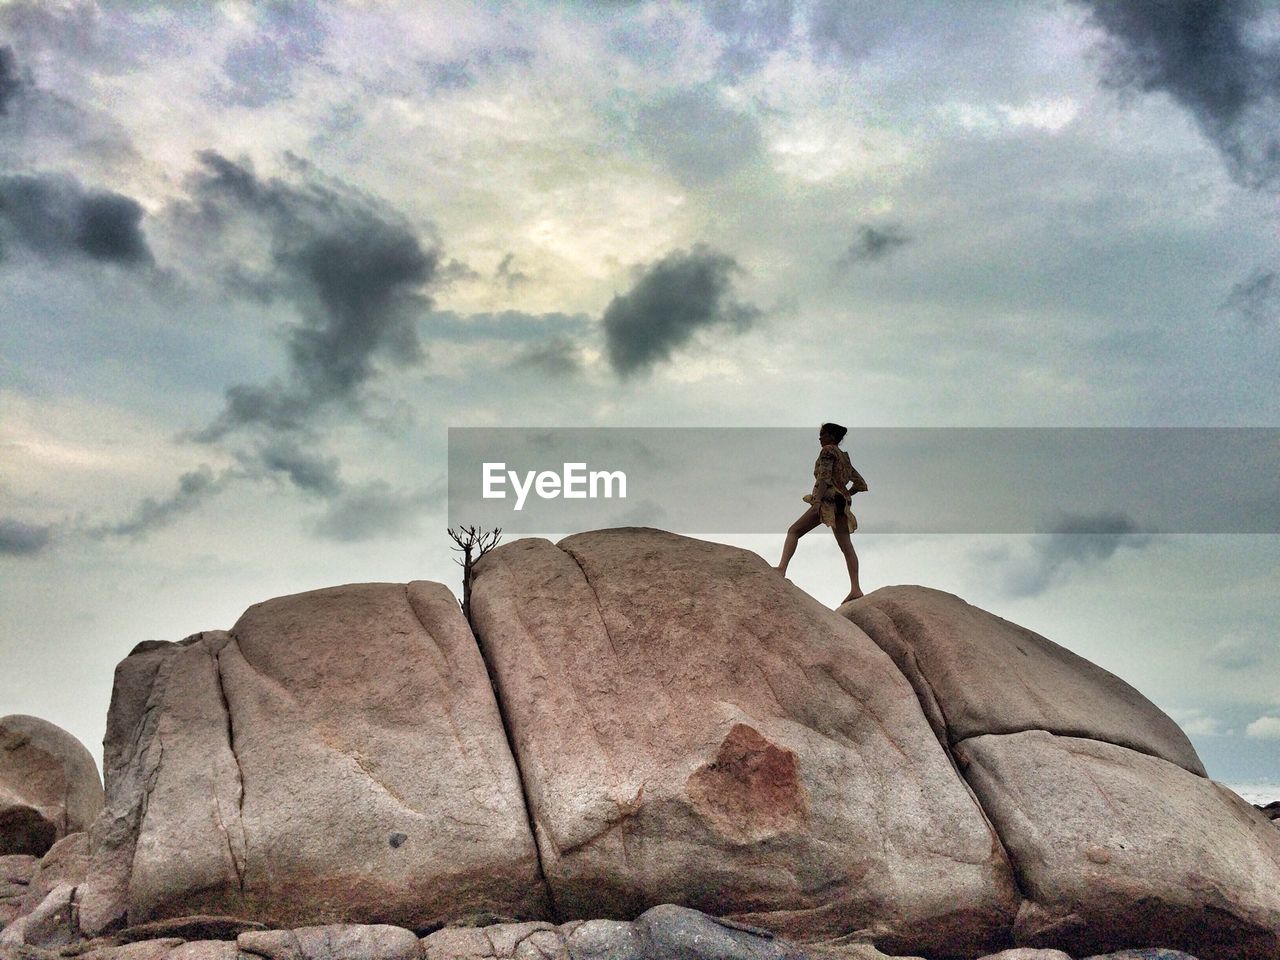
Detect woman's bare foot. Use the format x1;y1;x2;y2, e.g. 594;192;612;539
841;590;864;604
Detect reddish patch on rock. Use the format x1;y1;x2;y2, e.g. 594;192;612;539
686;723;808;843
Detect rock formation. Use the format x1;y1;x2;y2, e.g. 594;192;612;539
4;529;1278;960
838;586;1280;958
0;715;103;858
76;583;547;936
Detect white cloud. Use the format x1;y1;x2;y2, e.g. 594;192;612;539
1246;716;1280;740
1169;707;1230;738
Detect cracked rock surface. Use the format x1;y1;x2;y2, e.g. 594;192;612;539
13;529;1277;960
77;583;547;935
839;586;1280;960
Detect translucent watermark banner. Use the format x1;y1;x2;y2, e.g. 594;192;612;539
447;428;1280;535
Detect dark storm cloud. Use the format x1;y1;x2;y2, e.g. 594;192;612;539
508;336;583;376
1223;267;1278;327
0;45;26;116
309;479;444;542
988;511;1155;597
602;243;762;377
634;86;763;186
1076;0;1280;190
0;516;53;556
89;465;237;540
219;0;327;107
185;149;440;442
0;173;152;265
841;223;910;264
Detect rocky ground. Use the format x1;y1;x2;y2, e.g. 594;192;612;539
0;903;1210;959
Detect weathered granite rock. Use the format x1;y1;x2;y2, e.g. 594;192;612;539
79;584;547;935
420;908;814;960
114;915;267;944
469;530;1018;957
64;529;1280;960
561;919;641;960
13;881;76;949
958;731;1280;960
79;938;184;960
237;923;421;960
166;943;240;960
0;855;36;927
837;587;1203;773
976;950;1073;960
632;904;807;960
15;833;89;923
0;716;103;857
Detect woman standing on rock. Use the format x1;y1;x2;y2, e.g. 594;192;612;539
775;422;868;604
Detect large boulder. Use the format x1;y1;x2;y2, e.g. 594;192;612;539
839;586;1280;960
959;732;1280;960
837;587;1202;773
68;529;1280;960
0;715;103;857
77;582;549;936
468;529;1018;957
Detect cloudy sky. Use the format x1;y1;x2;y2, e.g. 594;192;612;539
1;0;1278;795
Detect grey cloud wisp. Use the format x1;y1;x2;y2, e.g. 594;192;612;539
841;223;910;265
0;45;25;116
0;172;152;266
0;516;54;556
987;511;1154;598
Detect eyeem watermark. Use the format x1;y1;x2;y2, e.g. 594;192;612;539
450;427;1280;534
483;462;627;511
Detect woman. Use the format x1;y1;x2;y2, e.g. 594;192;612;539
775;422;867;604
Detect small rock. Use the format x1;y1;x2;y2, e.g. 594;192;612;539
164;941;240;960
514;929;565;960
634;904;808;960
78;938;185;960
239;923;420;960
485;922;557;958
421;925;493;959
979;950;1073;959
1082;950;1202;959
20;882;77;949
0;915;28;946
563;919;641;960
18;835;90;921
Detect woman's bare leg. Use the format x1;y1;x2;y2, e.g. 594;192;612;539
776;505;821;576
832;523;863;602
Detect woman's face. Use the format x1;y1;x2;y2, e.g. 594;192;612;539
819;428;833;446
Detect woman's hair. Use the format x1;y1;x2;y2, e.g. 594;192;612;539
821;422;848;443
